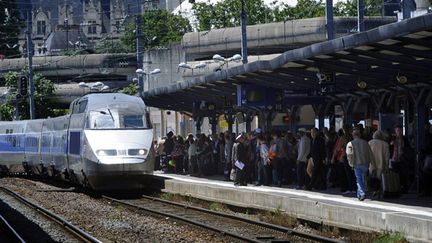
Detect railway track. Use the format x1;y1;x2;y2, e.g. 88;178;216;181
0;213;25;243
103;194;345;243
0;186;102;243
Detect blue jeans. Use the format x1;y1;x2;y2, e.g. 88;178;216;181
354;164;368;198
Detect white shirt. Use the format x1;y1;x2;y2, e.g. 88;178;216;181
297;135;311;162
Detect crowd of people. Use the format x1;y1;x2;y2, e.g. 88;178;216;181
155;123;432;201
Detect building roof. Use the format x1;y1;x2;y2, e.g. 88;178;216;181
45;30;93;53
143;13;432;114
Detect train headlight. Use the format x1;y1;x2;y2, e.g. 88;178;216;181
128;148;148;156
96;149;117;156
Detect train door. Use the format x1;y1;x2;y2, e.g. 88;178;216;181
40;120;52;174
67;98;87;182
24;120;43;175
46;116;70;178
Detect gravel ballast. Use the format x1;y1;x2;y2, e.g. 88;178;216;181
0;177;235;242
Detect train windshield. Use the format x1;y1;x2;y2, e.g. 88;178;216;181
87;103;151;130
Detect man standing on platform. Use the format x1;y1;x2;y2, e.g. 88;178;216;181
232;133;247;186
296;128;311;189
224;132;234;181
346;128;375;201
307;128;326;191
390;124;413;193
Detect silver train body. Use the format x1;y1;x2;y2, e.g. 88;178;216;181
0;93;155;190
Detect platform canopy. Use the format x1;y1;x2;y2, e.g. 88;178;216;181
144;14;432;114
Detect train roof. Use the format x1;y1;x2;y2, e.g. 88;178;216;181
72;92;144;110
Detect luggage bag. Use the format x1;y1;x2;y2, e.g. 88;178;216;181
381;170;400;197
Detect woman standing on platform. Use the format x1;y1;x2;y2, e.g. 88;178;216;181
256;134;271;186
332;129;349;192
368;130;390;196
172;136;186;174
224;132;234;181
368;131;390;178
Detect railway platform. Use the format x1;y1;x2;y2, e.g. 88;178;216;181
152;172;432;242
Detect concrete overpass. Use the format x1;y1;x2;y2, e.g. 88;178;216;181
0;17;396;107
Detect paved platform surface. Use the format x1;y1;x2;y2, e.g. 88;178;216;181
153;172;432;242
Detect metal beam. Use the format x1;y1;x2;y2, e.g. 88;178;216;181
371;43;432;59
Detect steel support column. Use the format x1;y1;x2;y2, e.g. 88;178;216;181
244;112;254;133
225;114;235;134
136;0;144;96
209;115;218;135
240;0;248;64
325;0;334;40
195;116;203;134
357;0;365;32
344;98;354;126
318;115;325;130
415;94;427;193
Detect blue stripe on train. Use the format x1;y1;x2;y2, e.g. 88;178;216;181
0;134;25;152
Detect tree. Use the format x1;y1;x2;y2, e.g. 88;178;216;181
0;0;23;58
273;0;325;22
118;83;138;96
192;0;274;31
121;10;191;50
334;0;383;17
192;0;385;31
94;39;133;54
0;71;65;121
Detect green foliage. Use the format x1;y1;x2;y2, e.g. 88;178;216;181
209;202;223;211
94;39;133;54
334;0;382;17
160;193;173;201
118;83;138;96
273;0;325;22
193;0;384;31
272;205;283;217
373;232;408;243
0;71;60;120
0;0;23;58
121;10;191;50
192;0;273;30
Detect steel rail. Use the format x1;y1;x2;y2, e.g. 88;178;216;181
102;195;262;243
103;195;345;243
0;186;102;243
0;214;26;243
140;195;344;243
141;194;345;243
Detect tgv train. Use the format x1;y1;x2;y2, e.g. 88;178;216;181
0;93;155;190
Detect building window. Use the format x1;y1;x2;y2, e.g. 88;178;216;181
88;20;97;34
143;0;159;10
115;20;121;33
37;20;46;35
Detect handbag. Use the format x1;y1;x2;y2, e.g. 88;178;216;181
230;168;237;181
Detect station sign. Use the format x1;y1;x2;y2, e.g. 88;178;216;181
237;84;326;109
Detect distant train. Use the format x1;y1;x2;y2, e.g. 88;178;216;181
0;93;155;190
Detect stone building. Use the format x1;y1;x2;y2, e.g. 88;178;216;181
18;0;184;56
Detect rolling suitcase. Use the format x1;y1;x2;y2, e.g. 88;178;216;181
381;170;400;197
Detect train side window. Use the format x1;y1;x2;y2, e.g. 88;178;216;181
78;100;88;113
72;101;80;114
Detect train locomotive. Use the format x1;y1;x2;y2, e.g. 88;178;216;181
0;93;155;190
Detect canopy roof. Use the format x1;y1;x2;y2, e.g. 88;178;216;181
144;14;432;114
